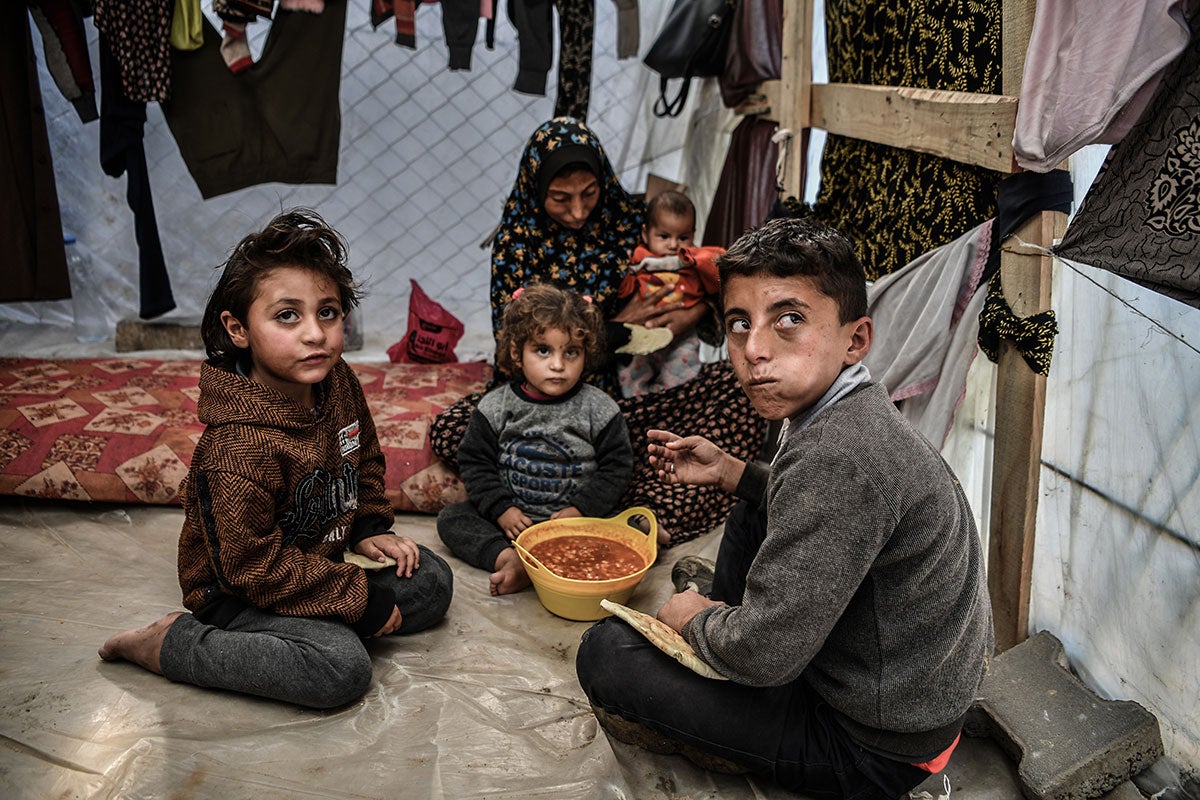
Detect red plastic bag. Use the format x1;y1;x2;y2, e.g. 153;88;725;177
387;280;465;364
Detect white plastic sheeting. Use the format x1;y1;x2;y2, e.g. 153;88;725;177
0;498;816;800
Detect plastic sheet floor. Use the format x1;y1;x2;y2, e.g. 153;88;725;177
2;497;834;800
0;497;1032;800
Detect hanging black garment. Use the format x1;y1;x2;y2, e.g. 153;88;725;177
98;33;176;319
161;1;346;199
1;3;69;302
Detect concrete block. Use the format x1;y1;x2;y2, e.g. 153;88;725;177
115;318;202;352
967;630;1163;800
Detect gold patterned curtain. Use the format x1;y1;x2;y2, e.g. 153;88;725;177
814;0;1003;280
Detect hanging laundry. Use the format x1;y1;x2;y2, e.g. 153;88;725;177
170;0;205;51
1055;1;1200;310
510;0;595;119
161;1;346;199
27;0;97;122
610;0;638;59
1012;0;1191;172
444;0;485;69
2;3;70;302
372;0;419;48
482;0;497;50
98;33;176;319
93;0;173;103
702;116;778;248
863;221;992;447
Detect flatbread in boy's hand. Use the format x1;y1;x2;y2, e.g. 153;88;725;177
614;323;674;356
344;552;397;570
600;599;728;680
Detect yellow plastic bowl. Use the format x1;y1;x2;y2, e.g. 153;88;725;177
514;507;658;621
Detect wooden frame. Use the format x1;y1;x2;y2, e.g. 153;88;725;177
762;0;1064;652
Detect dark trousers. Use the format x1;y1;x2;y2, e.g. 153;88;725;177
575;501;928;799
160;545;453;709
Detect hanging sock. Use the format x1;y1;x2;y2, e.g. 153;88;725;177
394;0;417;48
220;21;253;73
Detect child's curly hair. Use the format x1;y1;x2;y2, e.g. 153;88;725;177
495;283;607;378
201;208;362;369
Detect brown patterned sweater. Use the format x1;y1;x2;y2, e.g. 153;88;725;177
178;359;396;636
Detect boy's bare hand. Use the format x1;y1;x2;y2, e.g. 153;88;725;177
647;429;744;493
550;505;582;520
657;590;725;633
499;507;532;540
371;605;403;637
356;533;421;577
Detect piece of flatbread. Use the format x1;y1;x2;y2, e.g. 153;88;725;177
614;323;674;356
600;599;727;680
344;552;397;570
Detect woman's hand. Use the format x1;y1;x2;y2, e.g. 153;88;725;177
642;301;709;338
610;285;684;327
647;429;745;494
355;533;421;578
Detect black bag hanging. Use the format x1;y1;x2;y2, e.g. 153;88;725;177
643;0;738;117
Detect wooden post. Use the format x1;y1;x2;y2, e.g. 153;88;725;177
987;212;1064;652
776;0;813;197
987;0;1064;652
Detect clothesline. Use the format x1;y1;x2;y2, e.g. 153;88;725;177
1006;237;1200;360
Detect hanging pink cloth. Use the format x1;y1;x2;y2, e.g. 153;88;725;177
1013;0;1191;171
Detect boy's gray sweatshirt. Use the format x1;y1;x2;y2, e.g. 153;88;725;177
683;382;993;760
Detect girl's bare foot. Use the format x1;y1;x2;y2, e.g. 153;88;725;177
98;611;184;675
489;548;532;596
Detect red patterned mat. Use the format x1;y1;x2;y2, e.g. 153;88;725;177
0;357;489;512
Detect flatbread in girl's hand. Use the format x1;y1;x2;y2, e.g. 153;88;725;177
601;599;728;680
344;552;397;570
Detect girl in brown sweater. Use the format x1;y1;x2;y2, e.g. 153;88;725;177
99;209;453;708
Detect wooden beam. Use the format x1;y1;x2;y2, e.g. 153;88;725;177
810;84;1018;172
987;0;1051;654
777;0;813;197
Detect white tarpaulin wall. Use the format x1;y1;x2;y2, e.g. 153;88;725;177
1033;151;1200;773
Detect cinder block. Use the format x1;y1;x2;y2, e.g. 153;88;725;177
967;630;1163;800
115;318;203;352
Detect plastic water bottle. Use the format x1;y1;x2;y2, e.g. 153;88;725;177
64;236;108;342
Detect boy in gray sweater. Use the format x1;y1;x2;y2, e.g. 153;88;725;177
576;217;993;799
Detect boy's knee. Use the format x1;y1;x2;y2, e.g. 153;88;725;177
576;618;634;701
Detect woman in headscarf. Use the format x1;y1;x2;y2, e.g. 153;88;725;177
432;118;765;546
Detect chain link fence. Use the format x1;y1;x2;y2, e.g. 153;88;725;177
11;1;685;355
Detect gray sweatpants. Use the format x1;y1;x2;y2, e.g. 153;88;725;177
436;501;514;573
159;545;453;708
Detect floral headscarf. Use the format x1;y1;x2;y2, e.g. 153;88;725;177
490;118;646;336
